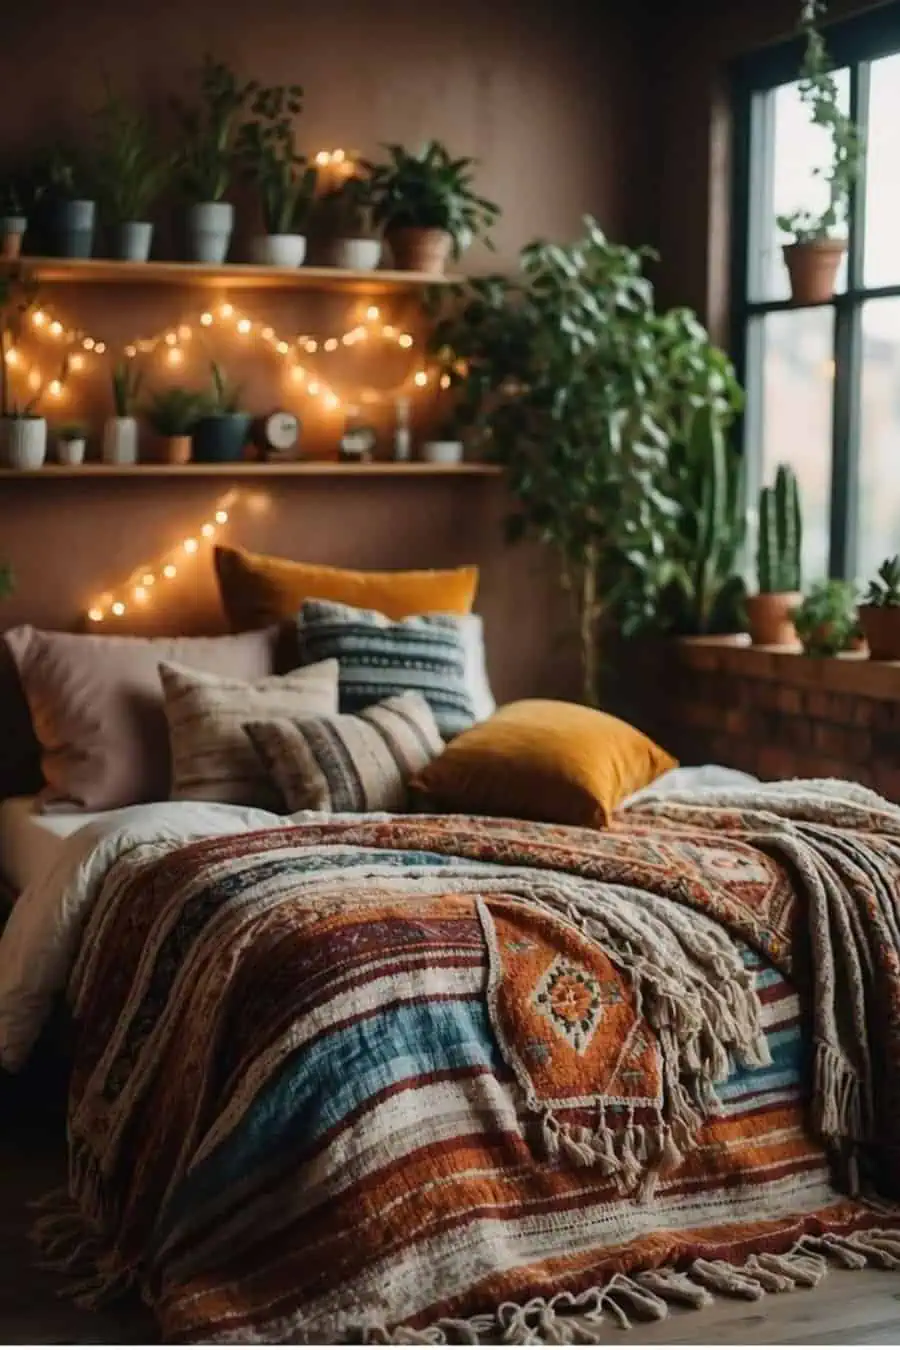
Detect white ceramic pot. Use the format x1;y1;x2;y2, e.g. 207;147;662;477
56;436;86;466
321;237;382;271
421;440;464;465
249;233;307;268
1;417;47;469
102;416;139;465
113;221;153;262
187;201;234;265
0;215;27;259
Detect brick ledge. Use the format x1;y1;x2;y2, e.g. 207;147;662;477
673;637;900;700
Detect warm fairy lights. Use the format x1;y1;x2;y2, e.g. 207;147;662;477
87;493;237;624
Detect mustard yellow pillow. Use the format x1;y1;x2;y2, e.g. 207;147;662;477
412;699;677;828
214;545;479;630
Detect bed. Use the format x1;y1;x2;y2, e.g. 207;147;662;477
2;774;900;1344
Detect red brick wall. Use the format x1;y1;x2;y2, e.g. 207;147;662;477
628;639;900;802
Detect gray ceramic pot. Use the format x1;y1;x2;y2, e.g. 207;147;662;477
112;221;153;262
55;200;96;259
187;202;234;265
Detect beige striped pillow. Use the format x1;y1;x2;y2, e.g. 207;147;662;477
160;658;338;809
244;692;443;814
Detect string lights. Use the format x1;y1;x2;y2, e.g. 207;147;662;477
86;490;239;624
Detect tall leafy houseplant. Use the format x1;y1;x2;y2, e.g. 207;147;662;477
91;82;169;262
778;0;863;302
429;219;741;704
172;56;257;263
236;83;316;268
370;141;499;275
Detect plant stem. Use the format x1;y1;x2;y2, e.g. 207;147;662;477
580;548;600;707
0;326;7;419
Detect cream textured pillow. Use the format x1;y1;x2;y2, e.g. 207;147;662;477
244;693;443;814
160;659;338;809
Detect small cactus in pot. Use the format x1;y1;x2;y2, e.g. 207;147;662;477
859;555;900;660
747;464;804;646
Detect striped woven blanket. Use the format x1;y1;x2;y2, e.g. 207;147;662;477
47;787;900;1342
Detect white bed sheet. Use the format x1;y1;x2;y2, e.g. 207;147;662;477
0;796;115;894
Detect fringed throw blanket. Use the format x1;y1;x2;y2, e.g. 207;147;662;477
45;782;900;1341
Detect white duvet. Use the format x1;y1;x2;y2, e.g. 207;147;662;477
0;765;757;1075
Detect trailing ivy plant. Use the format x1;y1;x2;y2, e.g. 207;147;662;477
776;0;863;243
428;217;743;704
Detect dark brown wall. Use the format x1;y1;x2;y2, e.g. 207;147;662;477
0;0;655;702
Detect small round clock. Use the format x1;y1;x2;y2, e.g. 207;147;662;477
255;410;301;459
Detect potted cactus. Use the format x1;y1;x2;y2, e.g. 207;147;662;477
103;360;142;464
747;465;803;645
858;556;900;660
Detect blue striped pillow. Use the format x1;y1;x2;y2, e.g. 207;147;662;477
298;599;476;738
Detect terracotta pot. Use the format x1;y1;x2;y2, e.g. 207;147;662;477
747;591;802;646
783;240;846;305
386;226;452;274
676;632;750;648
154;434;192;465
858;604;900;661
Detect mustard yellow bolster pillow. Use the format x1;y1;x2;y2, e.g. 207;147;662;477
412;699;677;828
215;545;479;630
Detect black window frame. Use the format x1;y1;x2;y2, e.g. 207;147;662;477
730;1;900;581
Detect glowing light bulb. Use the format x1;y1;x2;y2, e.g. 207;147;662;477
183;537;199;555
315;150;331;166
333;148;346;164
167;347;183;366
87;607;104;623
83;338;95;350
178;325;192;341
237;318;252;335
163;563;177;580
32;310;46;328
48;379;63;398
124;345;136;359
323;391;339;410
440;373;451;390
69;353;85;371
201;523;215;538
214;509;228;525
398;334;413;349
49;320;63;337
165;332;178;346
95;343;106;355
365;305;379;321
261;326;275;341
307;379;320;396
4;348;17;366
305;339;318;353
276;341;289;355
141;573;155;587
323;338;338;352
414;371;428;387
133;586;148;603
200;311;214;327
111;601;126;617
27;370;41;391
290;366;305;384
382;325;396;339
220;303;234;319
342;332;356;346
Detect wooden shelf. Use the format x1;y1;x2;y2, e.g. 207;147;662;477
0;461;500;479
1;257;457;293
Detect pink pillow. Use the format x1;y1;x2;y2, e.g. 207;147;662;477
5;625;279;812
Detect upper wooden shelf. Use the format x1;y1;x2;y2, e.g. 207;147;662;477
0;461;500;480
1;257;457;294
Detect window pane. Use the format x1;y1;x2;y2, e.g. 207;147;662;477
751;309;835;581
858;299;900;580
752;73;850;302
864;53;900;288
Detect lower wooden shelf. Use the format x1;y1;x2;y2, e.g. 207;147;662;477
0;461;500;480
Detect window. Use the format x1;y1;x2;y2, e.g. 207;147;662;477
733;5;900;583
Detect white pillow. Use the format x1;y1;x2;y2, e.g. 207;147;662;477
460;615;495;722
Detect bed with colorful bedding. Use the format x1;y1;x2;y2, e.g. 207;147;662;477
4;779;900;1343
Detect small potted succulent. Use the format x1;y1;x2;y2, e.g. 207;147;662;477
191;361;250;462
236;83;315;268
0;268;46;469
172;55;257;265
777;1;863;304
421;415;465;465
747;465;803;645
316;172;381;271
791;579;860;656
43;146;96;259
0;178;27;260
103;359;143;464
91;82;169;262
369;140;499;275
858;556;900;660
55;422;88;466
143;386;205;463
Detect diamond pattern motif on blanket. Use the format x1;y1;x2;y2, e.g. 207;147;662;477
533;957;606;1054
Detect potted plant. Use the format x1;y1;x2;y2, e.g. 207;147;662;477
91;82;169;263
0;268;46;469
747;465;803;645
143;386;205;463
421;415;464;464
0;177;27;260
55;422;88;466
316;172;381;271
777;1;863;304
370;141;499;275
236;83;315;268
42;146;96;259
858;556;900;660
191;361;250;462
791;579;859;656
103;360;142;464
172;55;257;265
427;220;739;704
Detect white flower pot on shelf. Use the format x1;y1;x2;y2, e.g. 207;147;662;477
186;201;234;265
249;234;307;268
0;215;27;259
320;237;382;271
421;440;464;465
112;221;153;262
102;416;139;465
55;437;86;466
1;417;47;469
